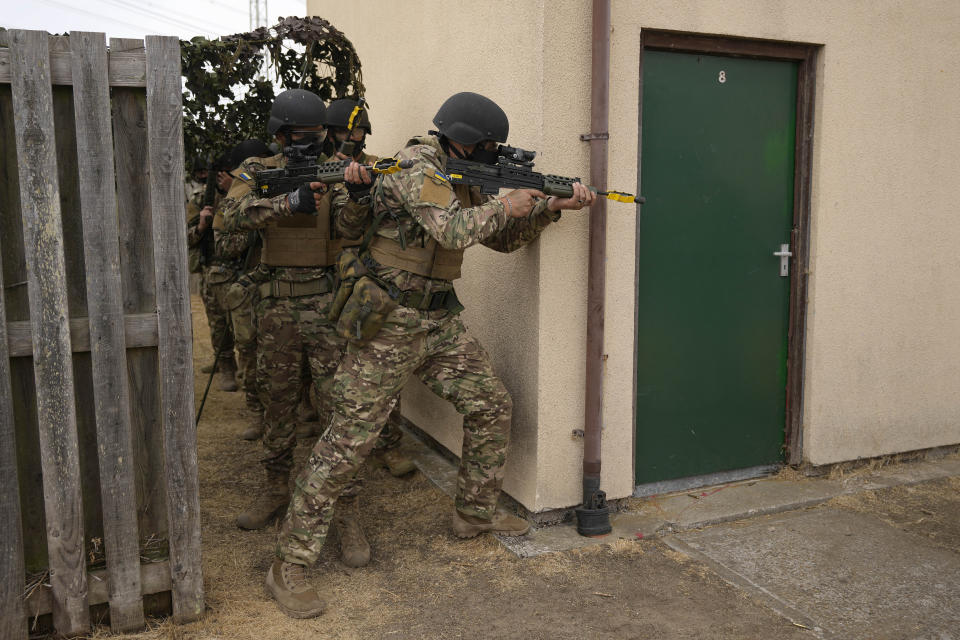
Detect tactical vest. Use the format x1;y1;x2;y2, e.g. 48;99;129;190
251;154;357;268
368;183;474;281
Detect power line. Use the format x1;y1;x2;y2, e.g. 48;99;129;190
199;0;248;17
34;0;160;35
95;0;225;35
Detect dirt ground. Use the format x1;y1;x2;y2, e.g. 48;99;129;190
77;296;957;639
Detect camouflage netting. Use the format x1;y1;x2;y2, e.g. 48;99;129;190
180;16;365;173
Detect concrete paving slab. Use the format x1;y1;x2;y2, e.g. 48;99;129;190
857;458;960;490
638;477;846;531
673;508;960;640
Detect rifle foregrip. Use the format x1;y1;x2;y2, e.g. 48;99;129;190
541;175;576;198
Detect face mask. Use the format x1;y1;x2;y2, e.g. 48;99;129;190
285;130;326;158
334;129;366;158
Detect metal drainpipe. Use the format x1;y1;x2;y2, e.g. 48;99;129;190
575;0;613;537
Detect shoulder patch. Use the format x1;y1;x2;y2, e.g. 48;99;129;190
427;169;449;185
420;176;453;207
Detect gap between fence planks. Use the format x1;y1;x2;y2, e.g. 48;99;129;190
0;219;26;640
70;30;145;633
145;35;205;624
8;29;89;636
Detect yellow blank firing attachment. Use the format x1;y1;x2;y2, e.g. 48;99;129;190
370;158;414;175
603;191;636;203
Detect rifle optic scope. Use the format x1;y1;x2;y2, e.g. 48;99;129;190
498;145;536;165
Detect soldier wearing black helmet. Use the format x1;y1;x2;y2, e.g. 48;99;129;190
219;90;366;536
324;98;373;162
222;91;414;592
265;91;595;618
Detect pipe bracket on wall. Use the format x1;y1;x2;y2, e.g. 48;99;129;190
774;243;792;277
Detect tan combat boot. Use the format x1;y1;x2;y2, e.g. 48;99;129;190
334;497;370;568
218;368;239;392
265;558;325;619
236;472;289;530
372;447;416;477
239;411;264;441
452;509;530;538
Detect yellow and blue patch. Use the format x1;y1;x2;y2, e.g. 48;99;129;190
428;169;449;184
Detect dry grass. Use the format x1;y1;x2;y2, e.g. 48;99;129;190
55;296;953;639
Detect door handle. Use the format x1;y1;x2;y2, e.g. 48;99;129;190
773;244;792;277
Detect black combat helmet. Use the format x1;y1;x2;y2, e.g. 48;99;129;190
325;99;371;133
267;89;326;136
226;139;272;170
432;92;509;145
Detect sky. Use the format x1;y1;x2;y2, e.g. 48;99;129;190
3;0;308;40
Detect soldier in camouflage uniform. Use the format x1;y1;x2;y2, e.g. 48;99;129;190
325;99;416;477
186;157;239;391
213;139;273;440
220;90;359;539
266;92;596;618
221;92;394;581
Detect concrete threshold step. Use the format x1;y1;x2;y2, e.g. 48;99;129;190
399;426;960;558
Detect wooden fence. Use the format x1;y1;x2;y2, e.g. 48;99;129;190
0;31;202;637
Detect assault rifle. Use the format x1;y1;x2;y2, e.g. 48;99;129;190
254;144;413;198
445;145;644;204
195;156;218;266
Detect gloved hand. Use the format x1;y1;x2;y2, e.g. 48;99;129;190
345;179;372;202
287;184;318;214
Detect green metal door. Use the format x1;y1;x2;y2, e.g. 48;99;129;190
635;50;797;485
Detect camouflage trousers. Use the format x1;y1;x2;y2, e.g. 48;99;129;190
257;290;342;475
277;306;512;566
257;289;405;487
200;266;236;369
236;337;260;413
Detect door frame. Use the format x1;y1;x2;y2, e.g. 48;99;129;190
635;30;819;471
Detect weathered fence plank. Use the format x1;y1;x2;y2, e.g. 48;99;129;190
8;28;89;636
144;35;204;623
70;31;145;633
5;313;159;357
48;35;107;593
0;235;27;640
110;36;168;555
25;561;171;620
1;73;48;583
0;48;146;86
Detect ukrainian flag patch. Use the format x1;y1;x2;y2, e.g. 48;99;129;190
239;172;252;181
430;170;449;183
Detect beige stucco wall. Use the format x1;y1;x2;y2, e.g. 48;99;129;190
310;0;960;509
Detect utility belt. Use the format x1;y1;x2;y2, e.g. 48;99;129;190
360;253;460;311
328;250;463;346
257;275;334;299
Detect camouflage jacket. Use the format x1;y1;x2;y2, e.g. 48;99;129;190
218;152;367;283
186;188;229;268
364;135;560;294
